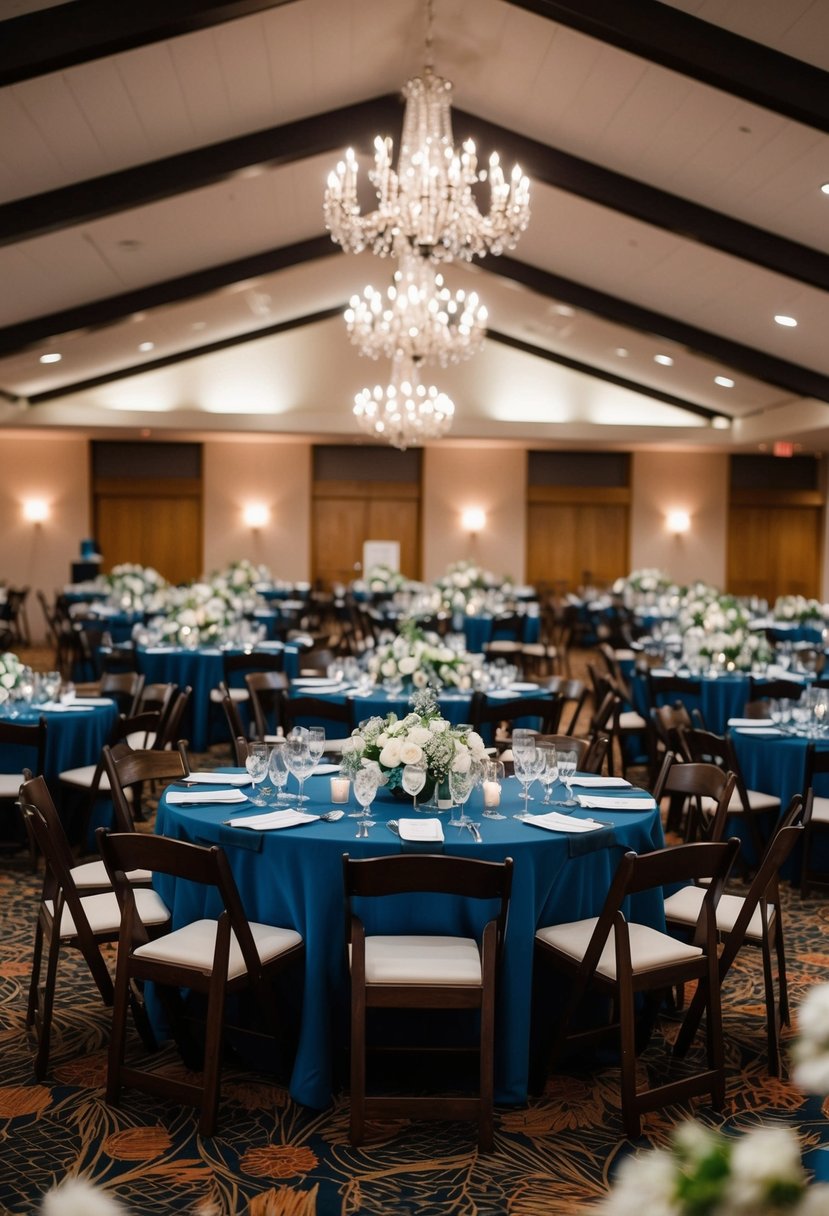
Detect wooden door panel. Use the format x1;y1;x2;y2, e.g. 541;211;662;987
95;494;201;584
527;503;628;591
365;499;419;579
728;505;820;601
312;498;367;588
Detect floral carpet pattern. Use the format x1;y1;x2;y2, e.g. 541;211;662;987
1;819;827;1214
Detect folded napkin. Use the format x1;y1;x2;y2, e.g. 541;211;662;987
524;811;604;833
166;789;249;805
733;726;785;736
570;776;631;788
485;690;516;700
398;818;444;842
182;771;251;787
225;809;319;830
310;763;341;776
73;696;118;707
39;701;92;712
144;646;176;653
728;717;771;728
577;794;657;811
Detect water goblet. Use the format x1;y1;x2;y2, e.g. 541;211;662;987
448;764;477;828
557;747;578;807
537;742;559;804
512;745;543;821
268;742;290;803
401;760;427;812
307;726;326;775
245;743;269;807
482;759;506;820
353;766;381;833
284;728;314;805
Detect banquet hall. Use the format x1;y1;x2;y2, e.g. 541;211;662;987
1;2;829;1214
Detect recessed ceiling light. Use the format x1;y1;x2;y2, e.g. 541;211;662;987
138;341;155;353
552;304;575;317
614;347;629;358
711;415;731;430
774;314;798;327
714;376;735;388
39;352;61;364
654;354;674;366
821;183;829;195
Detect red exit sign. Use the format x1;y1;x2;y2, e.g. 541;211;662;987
773;441;794;457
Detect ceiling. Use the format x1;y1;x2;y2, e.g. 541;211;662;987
1;0;828;452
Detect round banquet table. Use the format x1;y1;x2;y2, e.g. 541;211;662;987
298;681;553;726
0;698;118;784
155;771;664;1110
135;643;302;751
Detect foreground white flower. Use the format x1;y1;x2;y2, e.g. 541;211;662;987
41;1178;126;1215
792;983;829;1095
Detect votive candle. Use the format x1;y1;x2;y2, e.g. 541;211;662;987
330;776;350;803
483;780;501;808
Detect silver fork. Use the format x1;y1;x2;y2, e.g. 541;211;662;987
466;821;482;843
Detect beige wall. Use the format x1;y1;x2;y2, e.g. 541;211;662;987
421;446;527;583
202;439;312;580
0;434;91;643
630;450;728;587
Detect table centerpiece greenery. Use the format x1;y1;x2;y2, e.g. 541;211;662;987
0;651;25;704
368;619;474;691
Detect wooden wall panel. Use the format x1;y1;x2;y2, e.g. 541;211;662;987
727;504;822;601
312;484;421;588
526;501;629;591
93;482;202;584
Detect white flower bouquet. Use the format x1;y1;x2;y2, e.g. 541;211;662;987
210;558;272;593
156;580;252;645
104;563;168;612
774;596;826;624
792;983;829;1095
368;621;473;691
434;560;513;613
341;689;488;799
0;650;24;704
678;591;772;671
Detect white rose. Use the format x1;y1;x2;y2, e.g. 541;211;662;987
466;731;486;757
412;670;428;688
451;747;471;773
379;739;402;767
376;732;388;747
407;725;431;746
0;673;16;689
0;688;8;704
398;656;417;676
381;659;397;678
399;742;423;764
429;718;448;733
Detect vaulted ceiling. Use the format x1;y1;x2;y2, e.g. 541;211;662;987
1;0;828;452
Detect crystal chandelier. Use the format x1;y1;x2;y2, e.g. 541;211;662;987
324;0;530;264
353;353;455;450
344;248;487;366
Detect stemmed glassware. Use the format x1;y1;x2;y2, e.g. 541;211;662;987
352;766;381;833
513;744;544;821
245;742;269;806
401;760;427;812
306;726;326;777
557;747;578;807
537;743;559;804
284;728;314;805
448;764;477;828
482;758;506;820
268;742;290;803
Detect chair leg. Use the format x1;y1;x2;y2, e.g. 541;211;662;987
199;974;227;1138
761;936;780;1077
106;945;132;1106
33;927;62;1081
478;986;495;1153
774;922;790;1027
26;917;45;1028
350;986;366;1147
618;991;640;1139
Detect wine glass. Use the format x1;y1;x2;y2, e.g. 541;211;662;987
513;744;544;821
482;758;506;820
307;726;326;775
284;728;314;805
401;760;427;812
268;742;289;803
448;763;478;828
557;747;578;807
537;743;559;804
245;744;269;806
353;766;381;832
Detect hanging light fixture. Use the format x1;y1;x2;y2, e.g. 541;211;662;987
353;353;455;449
344;246;487;366
324;0;530;264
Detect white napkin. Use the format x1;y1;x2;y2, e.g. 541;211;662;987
144;646;176;653
166;789;249;805
728;717;771;728
310;763;341;776
225;809;319;830
733;726;785;736
577;794;657;811
570;776;631;788
524;811;605;833
73;696;117;706
182;771;251;787
39;701;92;712
398;818;444;842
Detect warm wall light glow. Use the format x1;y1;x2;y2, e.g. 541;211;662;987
22;499;50;523
461;507;487;534
242;503;270;529
666;509;690;536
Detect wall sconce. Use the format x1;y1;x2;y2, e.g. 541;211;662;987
666;509;690;536
461;507;487;535
242;503;270;530
22;498;49;523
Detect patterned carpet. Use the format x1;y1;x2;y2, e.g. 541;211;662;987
1;796;828;1216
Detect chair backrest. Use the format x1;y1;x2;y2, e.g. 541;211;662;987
747;677;805;706
98;830;266;979
678;725;752;816
155;685;192;749
647;673;702;707
19;774;77;893
102;743;189;832
138;682;178;718
222;650;284;689
231;735;250;766
343;853;513;955
577;839;740;973
652;751;737;844
550;678;587;735
582;732;610;775
245;671;289;739
650;702;692;753
282;695;354;732
533;734;589;766
99;671;146;717
469;693;562;737
717;816;804;961
0;716;47;779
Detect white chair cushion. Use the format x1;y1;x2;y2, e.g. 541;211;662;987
357;935;482;986
0;773;26;797
46;888;170;938
70;859;152;889
811;795;829;824
125;730;157;749
134;918;302;980
58;766;133;799
535;917;702;980
486;641;521;652
700;789;780;816
614;649;636;662
663;885;774;942
618;710;647;731
209;688;249;704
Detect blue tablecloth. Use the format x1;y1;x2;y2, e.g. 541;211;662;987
631;670;755;735
0;700;118;784
155;774;664;1110
135;645;301;751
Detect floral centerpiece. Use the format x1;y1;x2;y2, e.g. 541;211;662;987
435;560;514;615
341;688;488;800
155;579;254;646
368;620;473;690
209;558;272;594
678;589;772;671
0;651;25;704
774;596;826;624
353;563;408;597
104;562;168;612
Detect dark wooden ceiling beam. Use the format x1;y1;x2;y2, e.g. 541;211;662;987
490;254;829;405
0;0;299;88
505;0;829;134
